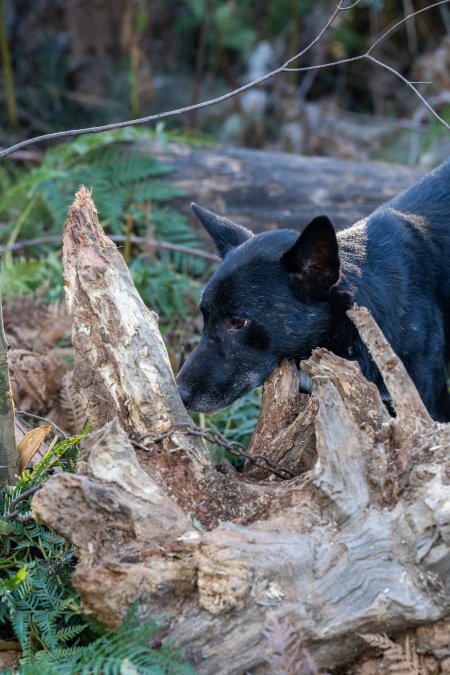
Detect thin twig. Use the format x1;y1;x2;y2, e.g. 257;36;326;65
3;513;34;523
366;1;448;55
282;1;349;69
0;1;359;159
8;484;41;511
367;55;450;132
0;234;221;262
16;411;69;439
135;421;296;479
286;0;450;132
1;1;448;159
1;484;40;522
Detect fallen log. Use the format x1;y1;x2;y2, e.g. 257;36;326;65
142;140;423;233
32;187;450;674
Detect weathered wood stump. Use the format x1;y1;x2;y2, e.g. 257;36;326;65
32;187;450;674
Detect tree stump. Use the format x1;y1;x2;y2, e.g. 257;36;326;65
32;187;450;674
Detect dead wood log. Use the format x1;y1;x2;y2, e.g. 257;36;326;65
58;186;309;524
141;140;423;233
348;306;433;428
32;188;450;674
244;361;318;481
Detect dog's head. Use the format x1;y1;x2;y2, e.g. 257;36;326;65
176;204;340;412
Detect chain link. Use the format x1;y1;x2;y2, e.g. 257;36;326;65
134;422;295;480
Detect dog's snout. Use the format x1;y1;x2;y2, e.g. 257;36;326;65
175;376;192;409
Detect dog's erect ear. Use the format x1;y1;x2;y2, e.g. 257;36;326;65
191;203;253;258
281;216;340;298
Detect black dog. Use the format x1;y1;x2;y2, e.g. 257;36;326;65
176;159;450;421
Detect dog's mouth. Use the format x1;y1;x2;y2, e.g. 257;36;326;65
177;370;264;413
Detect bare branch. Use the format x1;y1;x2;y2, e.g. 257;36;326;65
16;410;69;440
286;0;450;133
367;55;450;132
282;0;350;69
366;0;450;55
0;234;221;262
283;55;364;73
3;1;447;159
1;65;292;158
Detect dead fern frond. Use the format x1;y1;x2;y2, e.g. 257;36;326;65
4;293;71;352
49;371;87;435
263;615;323;675
362;633;397;651
9;349;64;409
361;633;425;675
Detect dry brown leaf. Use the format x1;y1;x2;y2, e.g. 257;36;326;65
4;294;71;353
17;425;52;472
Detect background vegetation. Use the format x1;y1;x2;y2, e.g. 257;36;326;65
0;131;261;672
1;0;450;162
1;0;450;671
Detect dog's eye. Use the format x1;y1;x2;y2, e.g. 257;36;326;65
227;316;250;330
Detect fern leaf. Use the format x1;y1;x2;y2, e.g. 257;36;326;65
53;371;87;435
11;610;30;650
361;633;425;675
56;623;89;643
263;615;321;675
361;632;397;650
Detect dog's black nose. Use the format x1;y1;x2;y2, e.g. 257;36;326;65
175;378;192;409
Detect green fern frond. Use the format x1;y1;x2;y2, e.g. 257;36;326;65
0;129;213;331
0;253;63;299
130;179;184;203
1;428;194;674
56;623;89;643
0;129;186;242
14;609;195;674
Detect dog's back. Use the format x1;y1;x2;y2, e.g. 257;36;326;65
337;159;450;418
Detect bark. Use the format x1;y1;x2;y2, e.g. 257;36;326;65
244;360;318;480
0;274;18;486
59;186;305;525
32;188;450;674
142;140;423;233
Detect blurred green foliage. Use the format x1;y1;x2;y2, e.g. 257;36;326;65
1;0;447;143
0;128;260;448
0;128;206;324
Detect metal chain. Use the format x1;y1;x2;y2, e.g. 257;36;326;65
134;422;296;480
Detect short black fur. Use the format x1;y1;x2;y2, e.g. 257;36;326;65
177;162;450;421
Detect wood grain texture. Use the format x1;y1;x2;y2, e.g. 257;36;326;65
141;140;423;234
31;187;450;674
